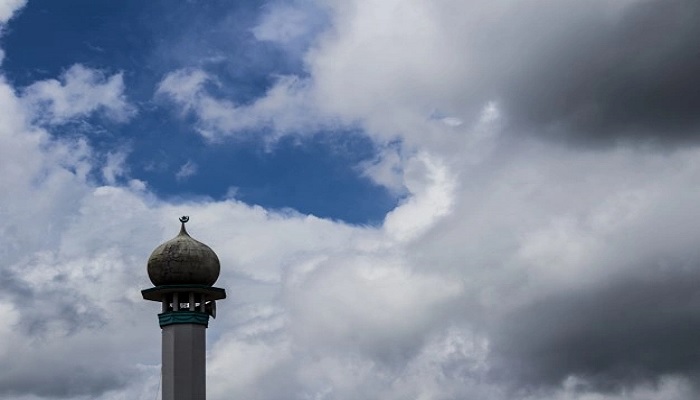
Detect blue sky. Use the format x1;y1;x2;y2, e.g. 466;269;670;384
2;1;700;399
2;0;395;223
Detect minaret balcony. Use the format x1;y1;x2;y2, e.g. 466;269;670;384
142;284;226;328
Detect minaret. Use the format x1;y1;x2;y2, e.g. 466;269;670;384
142;216;226;400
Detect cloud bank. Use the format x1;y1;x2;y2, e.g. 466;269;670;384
2;1;700;400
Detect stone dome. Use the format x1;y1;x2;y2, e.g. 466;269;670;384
147;217;220;286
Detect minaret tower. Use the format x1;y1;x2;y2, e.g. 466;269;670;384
142;216;226;400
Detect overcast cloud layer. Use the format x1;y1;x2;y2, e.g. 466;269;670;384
2;1;700;399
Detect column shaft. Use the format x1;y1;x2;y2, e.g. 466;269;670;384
161;324;206;400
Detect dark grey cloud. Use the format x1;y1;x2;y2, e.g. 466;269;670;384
498;0;700;145
0;266;105;335
0;367;129;399
489;265;700;395
0;267;123;398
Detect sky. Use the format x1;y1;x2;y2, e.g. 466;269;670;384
1;0;700;399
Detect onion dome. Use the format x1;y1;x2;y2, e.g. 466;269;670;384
147;216;220;286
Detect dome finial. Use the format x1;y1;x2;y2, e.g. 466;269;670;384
179;215;190;235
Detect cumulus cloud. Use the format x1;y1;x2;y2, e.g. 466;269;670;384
157;0;700;150
7;90;700;400
4;0;700;399
0;0;25;25
358;142;406;194
147;141;700;400
0;74;141;398
157;68;332;141
22;64;135;124
382;152;455;242
10;134;700;400
290;0;699;148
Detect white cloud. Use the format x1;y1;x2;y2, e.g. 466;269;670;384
155;67;209;109
157;68;331;140
252;3;313;44
8;67;700;399
175;160;198;181
22;64;135;124
224;186;240;199
102;151;129;185
0;0;25;25
358;143;406;194
383;152;455;242
4;1;700;399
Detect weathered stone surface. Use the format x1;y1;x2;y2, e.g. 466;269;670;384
147;224;220;286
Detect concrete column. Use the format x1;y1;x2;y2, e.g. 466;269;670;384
162;324;207;400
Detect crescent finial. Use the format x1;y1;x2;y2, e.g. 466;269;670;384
178;216;190;236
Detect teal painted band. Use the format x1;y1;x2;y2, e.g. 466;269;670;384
158;311;210;328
